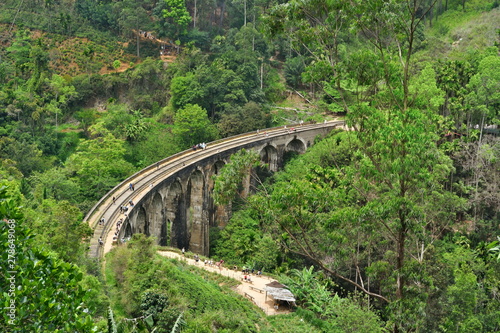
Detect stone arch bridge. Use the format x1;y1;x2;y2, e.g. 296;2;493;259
86;121;345;258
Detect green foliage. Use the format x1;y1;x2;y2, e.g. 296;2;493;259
163;0;192;38
262;67;287;103
122;110;150;142
345;105;466;319
75;109;99;137
489;237;500;262
106;236;268;332
427;239;500;332
45;74;79;125
112;60;121;70
65;124;135;200
232;124;466;329
29;167;80;203
213;149;262;205
169;72;204;110
466;55;500;126
169;312;186;333
125;122;178;168
217;102;269;137
0;137;54;177
0;159;23;184
266;312;324;333
140;290;169;325
24;199;93;264
172;104;218;148
107;307;118;333
213;210;279;270
0;185;96;332
409;64;445;111
435;58;476;129
80;273;110;319
6;29;37;80
280;266;384;332
284;56;306;89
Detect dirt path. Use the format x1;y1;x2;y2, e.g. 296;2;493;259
157;251;291;316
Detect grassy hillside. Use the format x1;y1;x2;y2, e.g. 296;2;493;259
104;235;324;333
422;7;500;61
0;24;132;76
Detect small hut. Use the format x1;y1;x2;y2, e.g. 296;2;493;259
265;281;296;309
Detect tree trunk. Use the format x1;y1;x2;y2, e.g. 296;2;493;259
252;13;255;51
136;15;140;58
194;0;197;28
243;0;247;26
136;33;140;58
473;112;486;225
429;7;433;27
396;224;406;300
260;61;263;90
219;0;225;31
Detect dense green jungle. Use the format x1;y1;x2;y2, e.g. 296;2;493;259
0;0;499;331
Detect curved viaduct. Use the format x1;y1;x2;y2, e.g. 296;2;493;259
86;121;345;258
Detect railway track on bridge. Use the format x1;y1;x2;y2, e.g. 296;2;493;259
85;121;345;258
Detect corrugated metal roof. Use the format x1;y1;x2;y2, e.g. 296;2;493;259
265;281;296;302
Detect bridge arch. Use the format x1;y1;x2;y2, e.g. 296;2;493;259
207;160;229;228
259;144;279;172
135;206;147;235
187;169;206;254
150;192;163;244
166;180;186;249
286;137;307;154
123;221;132;238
